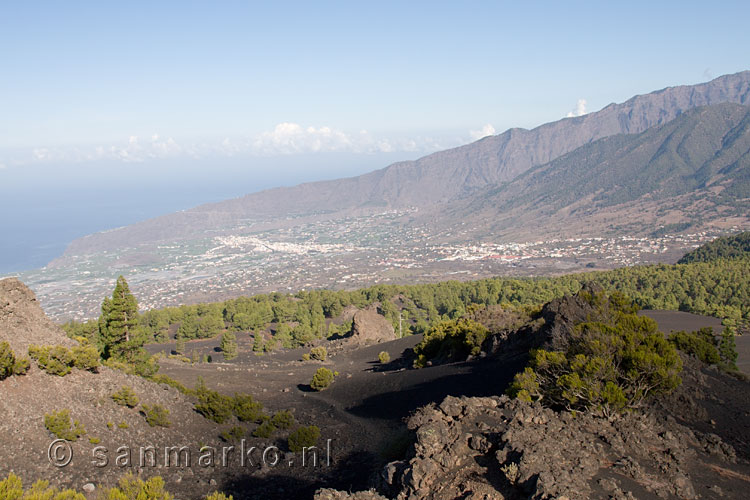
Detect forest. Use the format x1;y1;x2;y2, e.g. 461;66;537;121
62;234;750;349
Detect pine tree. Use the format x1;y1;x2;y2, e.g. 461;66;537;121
220;331;238;360
252;332;264;353
99;276;140;359
175;334;186;355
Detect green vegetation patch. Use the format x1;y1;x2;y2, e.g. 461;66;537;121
508;293;682;415
29;343;100;376
413;317;488;368
287;425;321;452
678;231;750;264
310;367;335;391
0;341;30;380
670;326;738;371
233;393;266;423
141;404;171;427
111;386;140;408
44;409;86;441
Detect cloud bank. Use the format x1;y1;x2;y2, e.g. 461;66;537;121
1;123;495;167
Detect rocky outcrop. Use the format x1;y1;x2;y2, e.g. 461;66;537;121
0;278;75;353
348;308;395;345
322;394;742;499
0;279;223;498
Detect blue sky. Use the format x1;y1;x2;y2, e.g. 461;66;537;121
2;0;749;164
1;1;749;273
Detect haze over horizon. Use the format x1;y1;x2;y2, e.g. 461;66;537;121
2;1;750;273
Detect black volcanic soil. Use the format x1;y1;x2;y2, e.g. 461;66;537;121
147;333;527;496
141;306;750;498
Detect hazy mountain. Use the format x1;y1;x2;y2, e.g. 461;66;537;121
61;71;750;258
439;103;750;241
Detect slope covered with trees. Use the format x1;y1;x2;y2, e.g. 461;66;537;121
678;231;750;263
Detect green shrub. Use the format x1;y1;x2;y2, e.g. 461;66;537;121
233;393;265;423
301;353;310;361
71;344;100;372
104;473;173;500
309;346;327;361
195;388;234;424
412;318;488;368
29;345;74;376
0;473;85;500
0;342;16;379
271;410;295;430
0;342;29;379
378;351;390;364
508;310;682;415
670;328;721;364
205;493;233;500
111;386;140;408
118;421;129;429
220;426;245;442
141;404;171;427
89;437;101;444
252;420;276;438
287;425;321;452
44;409;86;441
310;367;335;391
13;357;30;376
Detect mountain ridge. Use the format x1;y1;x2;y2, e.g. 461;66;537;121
60;70;750;259
439;102;750;241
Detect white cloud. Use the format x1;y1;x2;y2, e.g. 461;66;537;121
469;123;496;141
0;162;6;169
567;99;587;118
252;122;357;155
3;123;483;167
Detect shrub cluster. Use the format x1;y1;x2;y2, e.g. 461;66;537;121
309;346;327;361
195;383;235;424
412;317;488;368
252;420;276;438
0;342;30;380
141;404;171;427
670;326;739;371
104;473;173;500
111;386;140;408
233;393;265;423
44;409;86;441
310;367;335;391
271;410;295;430
1;472;233;500
28;344;100;376
220;426;245;442
508;294;682;415
0;473;85;500
287;425;321;452
195;378;271;425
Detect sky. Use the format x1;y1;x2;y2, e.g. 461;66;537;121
1;0;750;272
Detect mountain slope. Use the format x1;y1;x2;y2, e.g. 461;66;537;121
62;71;750;257
440;103;750;241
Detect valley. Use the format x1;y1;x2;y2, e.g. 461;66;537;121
18;226;728;321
